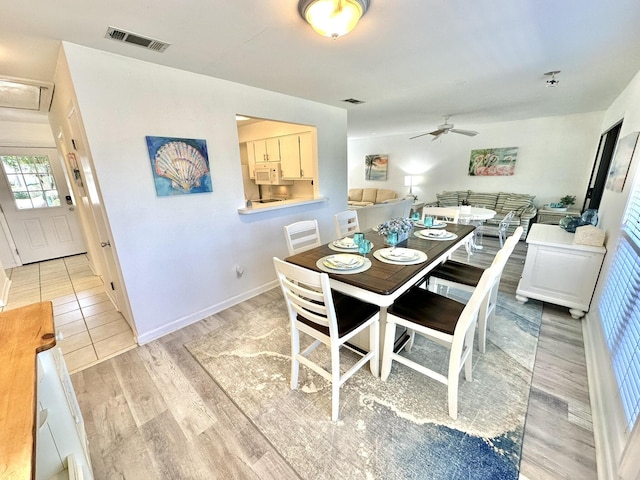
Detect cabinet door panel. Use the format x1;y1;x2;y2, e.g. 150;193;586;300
254;141;268;163
265;138;280;162
299;132;314;179
279;135;300;178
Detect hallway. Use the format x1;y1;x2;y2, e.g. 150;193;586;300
3;254;137;373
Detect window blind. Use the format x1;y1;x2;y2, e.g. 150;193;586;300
600;181;640;431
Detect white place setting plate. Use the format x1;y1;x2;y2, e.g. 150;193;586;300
317;254;371;274
329;237;359;252
414;229;458;241
374;248;427;265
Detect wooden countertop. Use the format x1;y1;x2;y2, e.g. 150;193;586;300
0;302;55;480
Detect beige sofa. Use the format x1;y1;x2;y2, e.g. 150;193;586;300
427;190;538;236
348;188;398;206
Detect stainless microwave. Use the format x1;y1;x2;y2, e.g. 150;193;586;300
254;163;293;185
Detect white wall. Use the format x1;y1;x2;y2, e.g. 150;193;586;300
56;43;348;343
582;69;640;480
0;117;55;148
348;112;604;207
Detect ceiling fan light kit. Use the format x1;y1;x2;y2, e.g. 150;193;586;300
545;70;561;87
298;0;370;38
409;115;479;141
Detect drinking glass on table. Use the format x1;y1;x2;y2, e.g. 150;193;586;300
386;231;398;250
424;216;434;227
358;239;372;257
353;232;364;246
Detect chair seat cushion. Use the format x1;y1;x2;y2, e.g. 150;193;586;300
388;288;464;336
297;291;378;338
429;260;484;288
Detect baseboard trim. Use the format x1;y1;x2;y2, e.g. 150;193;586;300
136;280;279;345
583;313;620;480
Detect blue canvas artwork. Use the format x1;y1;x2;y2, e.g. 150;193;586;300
145;136;212;196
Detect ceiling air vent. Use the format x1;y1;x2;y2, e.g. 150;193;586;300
105;27;170;52
342;98;365;104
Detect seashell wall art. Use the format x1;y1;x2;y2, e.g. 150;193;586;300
145;136;212;196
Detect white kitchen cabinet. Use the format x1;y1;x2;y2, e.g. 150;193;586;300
244;142;256;179
298;132;314;179
279;134;301;178
279;132;314;180
516;223;606;319
252;137;280;162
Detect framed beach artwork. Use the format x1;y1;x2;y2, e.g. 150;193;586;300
606;132;639;193
145;136;212;196
365;154;388;181
469;147;518;176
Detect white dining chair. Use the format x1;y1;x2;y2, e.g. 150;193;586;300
498;210;516;247
426;227;524;353
381;261;503;420
273;257;380;421
334;210;360;238
422;207;460;224
283;220;321;255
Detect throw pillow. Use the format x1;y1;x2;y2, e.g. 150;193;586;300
502;193;536;214
348;188;363;202
495;192;510;212
362;188;378;204
436;191;459;207
467;192;498;209
376;189;397;203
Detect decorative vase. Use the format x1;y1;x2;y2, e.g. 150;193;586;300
559;215;582;233
385;231;408;246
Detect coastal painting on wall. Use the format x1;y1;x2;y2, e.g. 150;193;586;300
469;147;518;176
365;154;388;181
606;132;639;193
145;136;212;196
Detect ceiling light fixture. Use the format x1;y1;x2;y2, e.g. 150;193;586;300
298;0;370;39
544;70;561;87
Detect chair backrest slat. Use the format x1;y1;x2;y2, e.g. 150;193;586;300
335;210;360;238
274;257;336;332
284;220;321;255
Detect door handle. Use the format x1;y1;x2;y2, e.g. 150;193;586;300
101;241;111;247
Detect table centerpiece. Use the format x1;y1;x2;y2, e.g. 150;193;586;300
377;217;413;246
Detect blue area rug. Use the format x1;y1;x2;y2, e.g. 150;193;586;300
186;292;542;480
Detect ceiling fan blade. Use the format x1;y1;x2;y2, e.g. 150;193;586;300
450;128;479;137
431;132;443;141
429;128;446;137
409;132;431;140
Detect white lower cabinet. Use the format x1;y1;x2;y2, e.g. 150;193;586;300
36;347;93;480
516;224;606;319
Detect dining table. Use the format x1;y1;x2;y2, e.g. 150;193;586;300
423;206;496;251
284;222;475;372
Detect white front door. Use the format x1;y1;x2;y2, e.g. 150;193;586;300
0;147;86;264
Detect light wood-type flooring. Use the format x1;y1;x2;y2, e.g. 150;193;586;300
69;235;597;479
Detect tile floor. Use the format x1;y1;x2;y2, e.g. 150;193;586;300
3;254;137;373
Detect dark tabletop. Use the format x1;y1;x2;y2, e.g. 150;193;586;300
285;223;475;296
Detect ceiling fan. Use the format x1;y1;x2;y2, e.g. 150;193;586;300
410;115;479;141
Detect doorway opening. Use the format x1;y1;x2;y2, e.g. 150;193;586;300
583;120;622;211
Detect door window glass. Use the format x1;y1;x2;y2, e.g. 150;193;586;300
0;155;61;209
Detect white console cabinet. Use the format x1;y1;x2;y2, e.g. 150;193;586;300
0;302;93;480
516;223;606;319
36;347;93;480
